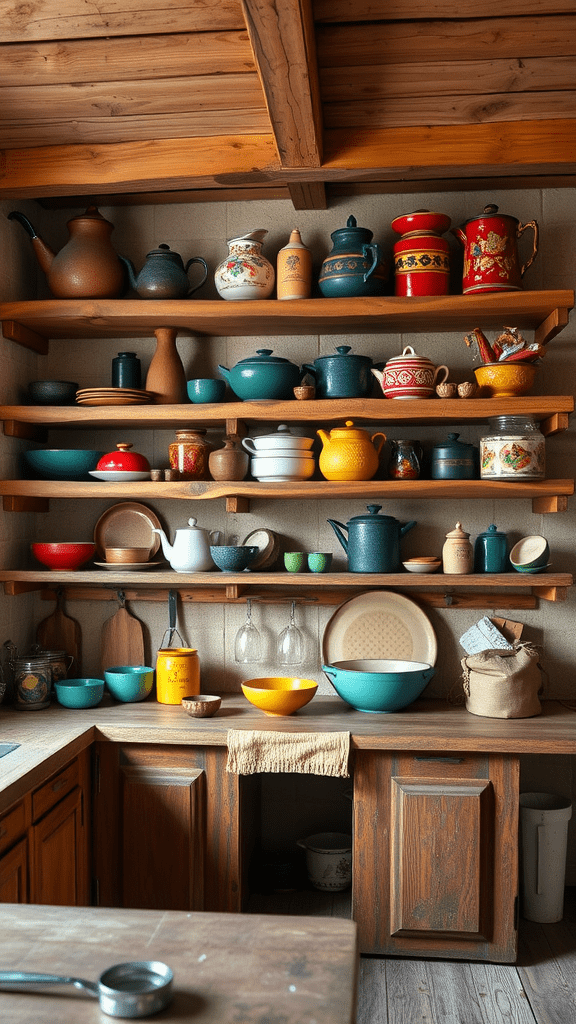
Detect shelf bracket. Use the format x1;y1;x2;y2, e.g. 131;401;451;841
532;495;569;513
535;307;570;348
3;420;48;442
3;581;44;595
3;496;49;512
1;320;49;354
539;412;570;437
531;586;568;602
226;496;250;513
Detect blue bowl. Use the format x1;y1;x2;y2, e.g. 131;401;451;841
104;666;154;703
24;449;106;480
322;660;435;713
54;678;104;709
210;545;259;572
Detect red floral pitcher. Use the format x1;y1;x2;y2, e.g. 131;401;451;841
453;203;538;294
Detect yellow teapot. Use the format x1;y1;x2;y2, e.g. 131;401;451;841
317;420;386;481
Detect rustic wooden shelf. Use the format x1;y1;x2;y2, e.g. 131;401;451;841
1;396;574;437
1;290;573;352
1;477;573;517
0;570;572;604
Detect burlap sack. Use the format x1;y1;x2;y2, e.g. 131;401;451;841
460;643;544;719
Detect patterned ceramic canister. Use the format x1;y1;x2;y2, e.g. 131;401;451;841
13;656;52;710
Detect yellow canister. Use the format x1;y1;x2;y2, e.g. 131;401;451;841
155;648;200;704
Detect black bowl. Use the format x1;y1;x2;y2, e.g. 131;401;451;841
28;380;79;405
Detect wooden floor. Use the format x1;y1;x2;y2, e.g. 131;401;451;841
248;889;576;1024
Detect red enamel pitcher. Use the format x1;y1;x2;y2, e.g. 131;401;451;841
453;203;539;294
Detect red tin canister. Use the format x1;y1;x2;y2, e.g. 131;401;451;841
453;203;539;294
391;210;451;296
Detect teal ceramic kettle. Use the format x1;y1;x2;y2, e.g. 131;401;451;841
327;504;416;573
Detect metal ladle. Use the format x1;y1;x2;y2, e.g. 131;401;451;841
0;960;173;1018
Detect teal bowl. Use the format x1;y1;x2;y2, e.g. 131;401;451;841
54;678;104;709
104;666;154;702
322;660;435;713
510;535;550;571
24;449;106;480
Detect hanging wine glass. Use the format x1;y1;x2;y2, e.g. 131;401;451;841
234;598;263;663
277;601;304;666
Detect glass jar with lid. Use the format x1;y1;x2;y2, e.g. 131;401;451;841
480;416;545;480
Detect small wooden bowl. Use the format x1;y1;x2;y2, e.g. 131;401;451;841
294;385;316;400
105;546;150;564
182;694;222;718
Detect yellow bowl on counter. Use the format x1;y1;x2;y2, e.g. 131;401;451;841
241;677;318;716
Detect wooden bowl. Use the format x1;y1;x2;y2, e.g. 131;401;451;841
182;694;222;718
105;546;150;563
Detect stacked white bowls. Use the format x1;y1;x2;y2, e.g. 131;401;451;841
242;424;315;481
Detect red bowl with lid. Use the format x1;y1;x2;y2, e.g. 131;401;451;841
96;443;150;472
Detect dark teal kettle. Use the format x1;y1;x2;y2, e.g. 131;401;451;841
318;216;389;297
327;504;416;573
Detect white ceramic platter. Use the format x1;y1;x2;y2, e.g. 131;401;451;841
322;591;437;666
89;470;151;482
93;502;162;559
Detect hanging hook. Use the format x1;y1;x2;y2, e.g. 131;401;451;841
116;590;126;609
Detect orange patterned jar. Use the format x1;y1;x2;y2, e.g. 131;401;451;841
168;429;212;480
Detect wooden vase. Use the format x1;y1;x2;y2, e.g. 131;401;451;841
145;327;187;403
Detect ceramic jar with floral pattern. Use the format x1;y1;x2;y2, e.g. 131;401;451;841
214;229;275;300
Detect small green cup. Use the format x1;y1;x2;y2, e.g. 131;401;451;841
308;552;333;573
284;551;307;573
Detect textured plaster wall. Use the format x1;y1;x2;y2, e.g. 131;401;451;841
1;190;575;869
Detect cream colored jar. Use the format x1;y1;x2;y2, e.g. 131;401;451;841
442;522;473;574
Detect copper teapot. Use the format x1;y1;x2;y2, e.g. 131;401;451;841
8;206;125;299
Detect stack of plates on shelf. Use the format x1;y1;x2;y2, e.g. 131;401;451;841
76;387;155;406
93;502;164;571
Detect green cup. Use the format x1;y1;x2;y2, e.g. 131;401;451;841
307;552;333;573
284;551;307;573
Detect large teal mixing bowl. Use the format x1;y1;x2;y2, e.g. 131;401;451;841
322;660;434;713
24;449;106;480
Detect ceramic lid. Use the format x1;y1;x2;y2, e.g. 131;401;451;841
97;443;150;471
391;210;451;236
385;345;433;366
461;203;519;226
325;420;372;439
313;345;372;365
345;504;399;526
445;521;470;539
432;432;476;455
235;348;296;366
476;524;507;540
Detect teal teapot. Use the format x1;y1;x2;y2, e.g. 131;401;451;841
121;244;208;299
327;504;416;573
318;215;389;297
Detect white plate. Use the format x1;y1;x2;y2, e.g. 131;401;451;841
94;560;165;571
322;591;437;666
93;502;163;559
89;470;151;481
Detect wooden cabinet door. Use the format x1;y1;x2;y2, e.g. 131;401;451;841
0;838;28;903
353;750;519;961
30;786;90;905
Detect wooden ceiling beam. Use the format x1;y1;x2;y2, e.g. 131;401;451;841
240;0;325;207
2;120;576;200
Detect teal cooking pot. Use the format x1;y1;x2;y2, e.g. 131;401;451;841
327;504;416;573
218;349;301;401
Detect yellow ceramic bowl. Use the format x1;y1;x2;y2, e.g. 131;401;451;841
241;677;318;716
474;361;536;398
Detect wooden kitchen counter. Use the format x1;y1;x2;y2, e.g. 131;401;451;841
2;695;576;810
0;903;358;1024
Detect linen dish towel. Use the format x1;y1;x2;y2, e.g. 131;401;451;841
226;729;350;777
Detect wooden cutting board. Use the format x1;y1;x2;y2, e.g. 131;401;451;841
100;598;145;671
36;590;82;674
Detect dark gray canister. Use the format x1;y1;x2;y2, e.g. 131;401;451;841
431;432;477;480
302;346;374;398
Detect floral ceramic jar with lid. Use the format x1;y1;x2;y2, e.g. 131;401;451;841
169;429;213;480
480;416;545;480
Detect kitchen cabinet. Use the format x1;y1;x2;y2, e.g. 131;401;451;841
353;748;518;961
0;292;573;604
92;741;259;913
0;750;90;906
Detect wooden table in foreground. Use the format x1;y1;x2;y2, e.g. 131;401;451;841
0;904;358;1024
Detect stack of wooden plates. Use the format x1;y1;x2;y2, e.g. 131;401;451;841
76;387;155;406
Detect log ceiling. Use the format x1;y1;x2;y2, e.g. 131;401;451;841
0;0;575;208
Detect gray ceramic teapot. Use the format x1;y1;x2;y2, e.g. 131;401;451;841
120;244;208;299
327;504;416;573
